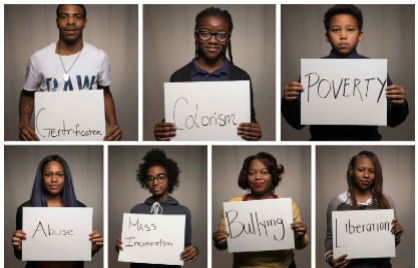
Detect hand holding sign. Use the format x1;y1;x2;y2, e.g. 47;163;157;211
386;85;405;105
12;230;27;251
284;81;304;101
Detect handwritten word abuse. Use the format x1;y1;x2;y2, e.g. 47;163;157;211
301;59;387;125
118;213;185;265
223;198;295;253
165;81;251;141
22;207;92;261
332;209;396;259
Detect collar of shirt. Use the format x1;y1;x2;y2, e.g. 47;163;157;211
326;49;362;59
191;58;230;81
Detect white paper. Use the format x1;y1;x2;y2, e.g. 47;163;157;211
35;90;106;141
301;59;387;125
118;213;185;265
223;198;295;253
164;81;251;141
332;209;395;259
22;207;93;261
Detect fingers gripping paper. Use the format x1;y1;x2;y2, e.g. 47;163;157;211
22;207;93;261
118;213;185;265
164;81;251;141
223;198;295;253
301;59;387;125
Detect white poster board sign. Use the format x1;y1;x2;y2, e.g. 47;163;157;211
164;81;251;141
118;213;185;265
301;59;387;125
223;198;294;253
332;209;395;259
35;90;106;141
22;207;93;261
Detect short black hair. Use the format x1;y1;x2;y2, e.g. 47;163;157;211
137;149;180;193
237;152;284;191
194;7;234;64
56;4;87;19
324;4;363;31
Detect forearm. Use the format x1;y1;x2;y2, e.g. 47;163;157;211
103;87;118;125
19;90;34;127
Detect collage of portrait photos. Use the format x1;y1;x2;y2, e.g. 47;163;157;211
1;2;416;268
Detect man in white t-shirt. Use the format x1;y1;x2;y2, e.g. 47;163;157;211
19;4;122;141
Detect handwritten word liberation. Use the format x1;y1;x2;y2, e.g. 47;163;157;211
344;219;391;234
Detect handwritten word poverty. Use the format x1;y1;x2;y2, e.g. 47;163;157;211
304;73;387;102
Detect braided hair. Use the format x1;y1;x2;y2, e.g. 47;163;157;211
194;7;234;64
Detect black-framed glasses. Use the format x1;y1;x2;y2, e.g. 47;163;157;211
195;30;230;42
146;173;168;184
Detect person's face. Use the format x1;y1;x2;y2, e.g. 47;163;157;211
146;166;169;196
42;161;65;195
195;16;229;62
56;5;86;43
351;156;375;192
247;159;273;196
326;14;363;57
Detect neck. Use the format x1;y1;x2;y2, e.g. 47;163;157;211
248;191;274;200
196;56;226;73
154;192;170;203
46;194;64;207
353;188;372;202
57;38;83;55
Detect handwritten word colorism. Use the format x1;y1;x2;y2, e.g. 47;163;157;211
225;210;285;241
32;221;74;238
304;73;387;103
35;108;103;138
172;97;238;130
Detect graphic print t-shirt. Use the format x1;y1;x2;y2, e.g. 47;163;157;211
23;42;110;92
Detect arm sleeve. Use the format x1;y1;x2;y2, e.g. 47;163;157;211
185;208;192;247
281;96;304;130
292;200;309;249
325;198;339;262
97;51;111;87
386;74;409;127
22;57;41;92
14;206;23;260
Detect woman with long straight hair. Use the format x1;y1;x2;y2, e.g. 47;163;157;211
325;151;403;268
12;154;103;268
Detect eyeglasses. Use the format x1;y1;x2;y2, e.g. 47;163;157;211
146;173;168;184
195;30;230;42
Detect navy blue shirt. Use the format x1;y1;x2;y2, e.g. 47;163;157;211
281;50;409;141
191;58;230;81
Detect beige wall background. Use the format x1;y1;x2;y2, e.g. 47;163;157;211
4;5;138;141
212;146;311;268
108;146;207;268
4;146;104;268
316;146;414;268
281;5;414;141
143;5;276;141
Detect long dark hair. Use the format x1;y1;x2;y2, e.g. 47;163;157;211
30;155;78;207
238;152;284;192
194;7;234;64
347;151;390;209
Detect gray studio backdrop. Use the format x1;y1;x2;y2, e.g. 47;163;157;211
4;5;138;141
212;146;311;268
281;5;414;141
316;146;414;268
108;146;207;268
4;146;104;268
143;5;276;141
